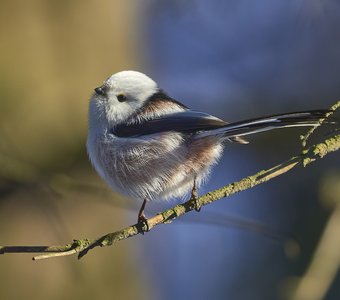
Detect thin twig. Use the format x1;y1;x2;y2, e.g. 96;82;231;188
300;100;339;147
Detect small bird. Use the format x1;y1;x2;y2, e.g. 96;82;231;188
87;70;327;223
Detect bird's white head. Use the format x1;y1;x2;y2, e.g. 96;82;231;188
90;70;159;126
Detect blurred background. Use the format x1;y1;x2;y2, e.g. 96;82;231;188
0;1;339;299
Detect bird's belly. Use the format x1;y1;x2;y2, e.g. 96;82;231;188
94;133;223;202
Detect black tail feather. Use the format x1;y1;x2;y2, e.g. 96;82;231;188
198;110;331;139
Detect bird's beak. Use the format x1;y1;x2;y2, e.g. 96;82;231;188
94;86;107;96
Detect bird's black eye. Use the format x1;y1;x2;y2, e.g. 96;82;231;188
117;94;127;102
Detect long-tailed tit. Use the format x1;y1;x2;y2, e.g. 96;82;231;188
87;70;328;222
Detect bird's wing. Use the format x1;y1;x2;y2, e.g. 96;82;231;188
112;111;227;137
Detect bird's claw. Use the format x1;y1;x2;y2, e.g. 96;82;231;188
137;213;149;233
191;184;201;212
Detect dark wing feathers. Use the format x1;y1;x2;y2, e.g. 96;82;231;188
113;111;227;137
113;109;329;139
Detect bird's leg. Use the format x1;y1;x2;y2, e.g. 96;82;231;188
137;198;147;222
137;198;149;232
191;177;201;212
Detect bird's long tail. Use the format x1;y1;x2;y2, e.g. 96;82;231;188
196;110;330;141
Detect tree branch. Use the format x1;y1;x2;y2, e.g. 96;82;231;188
1;102;339;261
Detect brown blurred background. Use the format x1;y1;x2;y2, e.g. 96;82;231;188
0;1;151;299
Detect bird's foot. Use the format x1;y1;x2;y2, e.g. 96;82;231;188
137;213;149;233
137;199;149;233
191;182;201;212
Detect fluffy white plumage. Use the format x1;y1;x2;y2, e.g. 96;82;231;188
87;71;221;203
